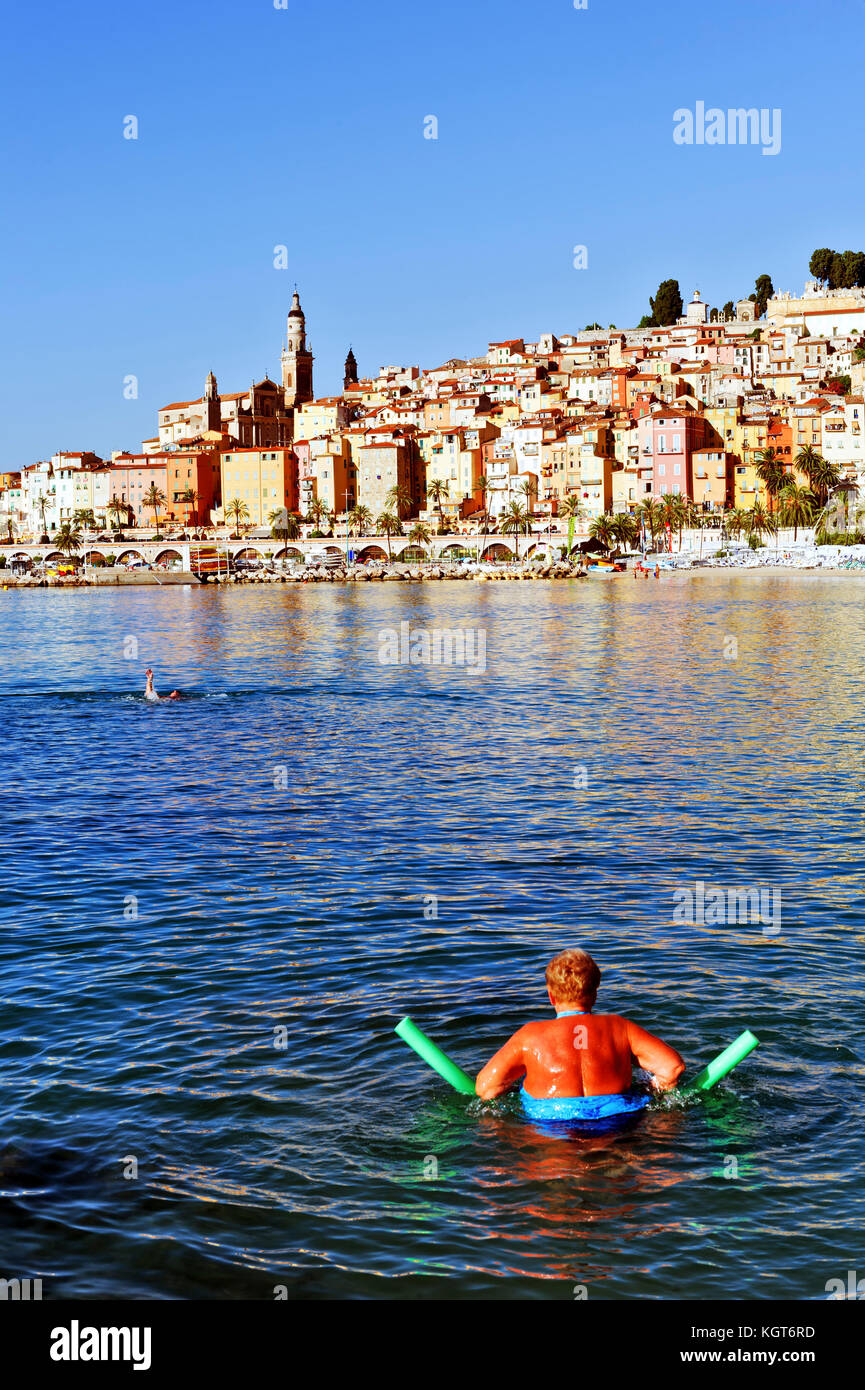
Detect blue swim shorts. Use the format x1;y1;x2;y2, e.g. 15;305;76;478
520;1086;651;1123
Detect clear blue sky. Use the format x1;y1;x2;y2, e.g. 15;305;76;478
0;0;860;467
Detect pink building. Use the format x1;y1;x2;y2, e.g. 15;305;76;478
638;407;709;500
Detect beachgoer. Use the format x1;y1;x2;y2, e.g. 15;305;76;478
475;947;684;1102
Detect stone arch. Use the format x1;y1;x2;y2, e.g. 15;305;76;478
274;546;303;563
234;547;264;561
481;542;514;562
397;545;429;562
117;549;145;565
82;549;107;565
357;544;387;561
154;548;183;567
439;543;474;560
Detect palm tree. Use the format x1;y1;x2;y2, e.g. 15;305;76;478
727;508;748;540
37;493;50;543
638;498;663;551
559;495;584;555
269;507;300;555
305;498;330;533
779;485;815;541
610;512;638;551
386;484;413;521
657;494;681;552
408;521;431;546
143;484;167;538
747;502;771;544
375;510;403;561
426;479;448;535
4;516;16;544
500;500;528;559
795;445;839;509
754;448;788;513
73;508;96;533
107;495;129;534
54;522;82;558
179;486;200;528
475;473;490;561
589;513;616;550
225;498;250;538
348;504;373;537
518;478;537;528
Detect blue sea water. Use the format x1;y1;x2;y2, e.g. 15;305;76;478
0;573;863;1300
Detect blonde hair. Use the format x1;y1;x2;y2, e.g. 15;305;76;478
545;948;601;1006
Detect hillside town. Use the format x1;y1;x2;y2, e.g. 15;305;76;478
4;277;865;563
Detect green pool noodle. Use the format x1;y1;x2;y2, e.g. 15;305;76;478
683;1029;760;1093
394;1016;476;1095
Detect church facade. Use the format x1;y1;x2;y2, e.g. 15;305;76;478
146;293;316;455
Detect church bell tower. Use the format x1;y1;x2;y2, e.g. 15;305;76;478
281;290;314;408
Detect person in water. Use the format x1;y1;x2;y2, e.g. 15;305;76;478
475;948;684;1114
144;669;180;701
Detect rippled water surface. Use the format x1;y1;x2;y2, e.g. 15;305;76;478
1;574;863;1299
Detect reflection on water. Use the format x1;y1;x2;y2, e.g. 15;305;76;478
0;573;863;1299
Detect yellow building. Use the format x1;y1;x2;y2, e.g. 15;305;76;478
295;397;350;441
220;448;298;527
423;427;483;520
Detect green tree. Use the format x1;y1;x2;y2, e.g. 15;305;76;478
589;513;616;549
426;479;448;535
305;498;330;531
638;498;663;547
408;521;431;547
348;504;373;536
649;279;683;327
107;496;129;533
179;486;200;529
518;477;537;524
754;274;773;318
637;314;654;329
474;473;491;562
722;300;734;321
825;374;852;396
779;484;815;541
143;484;167;537
386;484;413;520
829;252;847;290
73;508;96;532
269;507;300;550
54;522;82;557
375;510;403;561
809;248;835;287
610;512;638;550
500;500;528;556
225;498;250;538
754;448;788;513
747;502;772;543
794;446;839;508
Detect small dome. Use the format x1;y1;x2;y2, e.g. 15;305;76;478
288;290;304;318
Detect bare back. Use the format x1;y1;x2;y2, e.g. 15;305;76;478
475;1011;685;1100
